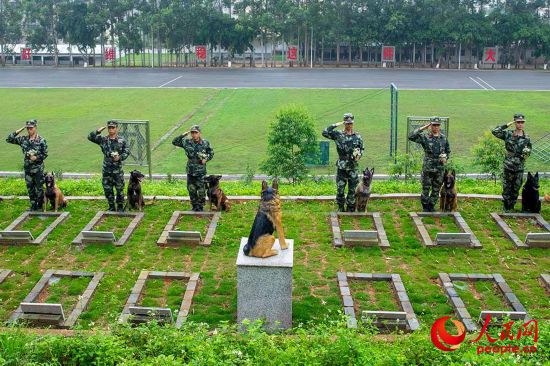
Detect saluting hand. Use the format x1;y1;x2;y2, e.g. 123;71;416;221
15;127;26;135
507;121;515;128
420;123;431;131
97;126;107;133
333;121;345;127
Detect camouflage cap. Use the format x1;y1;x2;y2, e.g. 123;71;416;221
430;116;442;125
513;113;525;122
190;125;201;132
25;119;38;127
107;120;118;127
343;113;354;124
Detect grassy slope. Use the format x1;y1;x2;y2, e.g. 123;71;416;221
0;198;548;329
0;88;548;174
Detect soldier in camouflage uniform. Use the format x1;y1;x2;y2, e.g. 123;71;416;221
6;120;48;211
172;125;214;211
322;113;364;212
491;113;532;211
408;117;451;212
88;120;130;212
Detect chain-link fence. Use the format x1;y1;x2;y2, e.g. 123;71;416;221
115;120;152;178
532;132;550;164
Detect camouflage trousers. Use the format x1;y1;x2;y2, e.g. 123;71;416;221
502;169;523;210
421;168;444;209
102;170;125;208
188;174;206;211
24;168;44;210
336;168;359;211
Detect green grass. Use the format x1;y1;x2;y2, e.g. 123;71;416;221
0;197;548;331
1;88;549;174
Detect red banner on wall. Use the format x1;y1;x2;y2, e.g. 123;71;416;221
288;46;297;60
195;46;207;60
105;47;116;61
21;48;31;61
382;46;395;62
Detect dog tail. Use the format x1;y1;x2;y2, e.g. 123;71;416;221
62;199;67;209
545;193;550;202
222;200;231;212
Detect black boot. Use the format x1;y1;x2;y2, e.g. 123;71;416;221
108;203;116;212
347;205;355;212
337;203;345;212
117;204;125;212
421;203;430;212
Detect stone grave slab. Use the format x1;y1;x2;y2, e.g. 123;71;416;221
330;212;389;248
490;213;550;249
119;270;200;328
439;273;529;332
72;211;143;246
9;269;104;328
157;211;221;247
337;271;419;332
540;274;550;293
0;269;13;284
410;212;481;248
0;211;69;245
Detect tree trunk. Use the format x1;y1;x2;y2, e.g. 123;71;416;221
100;34;105;67
321;37;324;66
359;46;363;68
348;44;351;67
336;43;340;67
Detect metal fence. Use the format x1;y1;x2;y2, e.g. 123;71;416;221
532;132;550;164
115;120;152;179
405;116;450;154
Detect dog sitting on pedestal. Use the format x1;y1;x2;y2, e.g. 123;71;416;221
244;179;287;258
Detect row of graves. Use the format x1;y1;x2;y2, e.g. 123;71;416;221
0;207;548;331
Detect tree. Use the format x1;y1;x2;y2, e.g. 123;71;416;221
471;131;506;182
0;0;22;66
261;106;319;184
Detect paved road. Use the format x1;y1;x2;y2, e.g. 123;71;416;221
1;67;549;90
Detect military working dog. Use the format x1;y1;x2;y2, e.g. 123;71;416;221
439;169;458;212
355;167;373;212
127;170;145;211
43;173;67;212
205;175;230;211
244;180;287;258
522;172;541;213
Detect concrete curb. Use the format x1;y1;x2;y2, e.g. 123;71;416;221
1;171;549;181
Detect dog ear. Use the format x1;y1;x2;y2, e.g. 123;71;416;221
272;178;279;190
261;180;268;191
527;172;532;179
535;172;539;178
216;175;222;180
371;167;375;175
444;169;448;175
452;169;456;176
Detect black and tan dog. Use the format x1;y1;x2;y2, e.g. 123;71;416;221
355;167;374;212
439;169;458;212
522;172;541;213
43;173;67;212
127;170;145;211
244;180;287;258
205;175;230;211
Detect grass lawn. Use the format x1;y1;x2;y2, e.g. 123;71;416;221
0;197;548;330
0;88;548;174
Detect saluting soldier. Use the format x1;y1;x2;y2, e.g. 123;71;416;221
88;120;130;212
408;117;450;212
6;120;48;211
491;113;532;212
322;113;364;212
172;125;214;212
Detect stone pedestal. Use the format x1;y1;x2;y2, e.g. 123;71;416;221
237;237;293;331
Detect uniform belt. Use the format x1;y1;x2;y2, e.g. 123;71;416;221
506;151;521;158
338;156;353;161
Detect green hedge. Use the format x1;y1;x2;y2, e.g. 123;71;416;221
1;177;548;197
1;319;548;365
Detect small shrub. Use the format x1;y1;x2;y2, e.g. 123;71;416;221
260;105;319;184
471;131;506;183
388;152;422;180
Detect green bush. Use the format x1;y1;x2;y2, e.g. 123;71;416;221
471;132;506;182
388;152;422;180
1;319;548;365
261;106;319;184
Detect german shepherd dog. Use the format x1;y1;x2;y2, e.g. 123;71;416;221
439;169;458;212
244;180;287;258
205;175;230;211
522;172;541;213
43;173;67;212
355;167;374;212
127;170;145;211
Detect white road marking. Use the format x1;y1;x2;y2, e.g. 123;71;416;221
476;77;496;90
468;76;488;90
158;75;183;88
